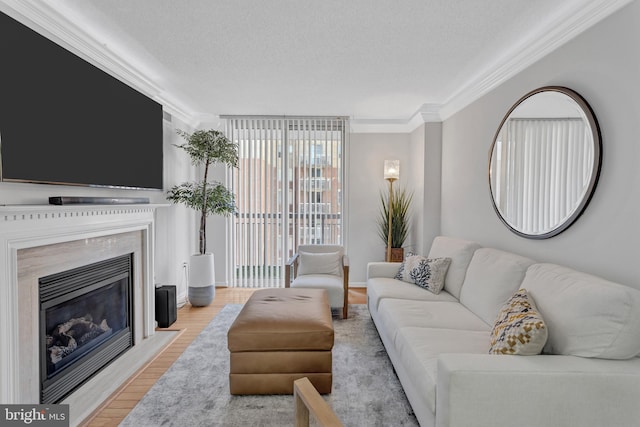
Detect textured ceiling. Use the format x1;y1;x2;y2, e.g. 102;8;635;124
10;0;631;125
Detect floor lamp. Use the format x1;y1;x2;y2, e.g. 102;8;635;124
384;160;399;262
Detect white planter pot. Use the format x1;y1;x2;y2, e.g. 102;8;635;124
188;253;215;306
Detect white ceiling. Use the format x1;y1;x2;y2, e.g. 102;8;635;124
1;0;632;129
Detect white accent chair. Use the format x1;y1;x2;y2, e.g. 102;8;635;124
285;245;349;318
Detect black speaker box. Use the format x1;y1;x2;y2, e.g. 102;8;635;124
155;285;177;328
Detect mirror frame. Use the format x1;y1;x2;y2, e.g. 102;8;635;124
488;86;602;239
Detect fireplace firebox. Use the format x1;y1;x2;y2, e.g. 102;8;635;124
39;254;134;404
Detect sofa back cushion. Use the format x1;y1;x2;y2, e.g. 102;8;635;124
523;263;640;359
459;248;535;325
427;236;481;299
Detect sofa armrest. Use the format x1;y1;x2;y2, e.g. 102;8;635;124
436;353;640;427
366;262;401;279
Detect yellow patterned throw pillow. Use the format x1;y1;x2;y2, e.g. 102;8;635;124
489;288;548;355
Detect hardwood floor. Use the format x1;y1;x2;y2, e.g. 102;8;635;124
82;287;367;426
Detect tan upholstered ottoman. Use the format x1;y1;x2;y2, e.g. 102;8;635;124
227;288;334;395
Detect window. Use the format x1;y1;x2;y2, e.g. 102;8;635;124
224;116;348;287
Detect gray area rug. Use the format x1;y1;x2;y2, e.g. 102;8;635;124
120;304;418;426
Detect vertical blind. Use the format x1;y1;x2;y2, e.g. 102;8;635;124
223;116;347;288
492;118;592;234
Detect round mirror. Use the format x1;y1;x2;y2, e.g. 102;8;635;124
489;86;601;239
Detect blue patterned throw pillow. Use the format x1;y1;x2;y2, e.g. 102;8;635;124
395;253;451;294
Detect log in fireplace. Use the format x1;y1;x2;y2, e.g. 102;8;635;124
39;254;134;404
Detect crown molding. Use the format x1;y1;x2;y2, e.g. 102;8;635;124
0;0;199;128
1;0;630;133
354;0;632;133
438;0;633;120
408;104;442;128
350;104;442;133
349;119;414;134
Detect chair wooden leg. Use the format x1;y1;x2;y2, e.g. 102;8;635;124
342;293;348;319
342;264;349;319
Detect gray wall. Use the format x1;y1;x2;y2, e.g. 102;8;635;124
420;122;442;254
440;1;640;289
346;124;442;285
347;132;411;284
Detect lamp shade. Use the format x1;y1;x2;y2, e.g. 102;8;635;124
384;160;400;180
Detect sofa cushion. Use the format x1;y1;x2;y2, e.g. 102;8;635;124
489;288;548;355
394;327;490;413
378;299;490;344
395;253;451;294
427;236;481;299
367;277;458;312
523;263;640;359
297;251;342;276
459;248;536;325
292;274;344;308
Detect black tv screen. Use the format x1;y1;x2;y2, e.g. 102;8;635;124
0;11;163;190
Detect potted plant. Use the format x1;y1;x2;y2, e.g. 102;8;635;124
377;187;412;262
166;129;238;306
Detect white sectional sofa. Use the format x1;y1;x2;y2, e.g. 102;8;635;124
367;236;640;427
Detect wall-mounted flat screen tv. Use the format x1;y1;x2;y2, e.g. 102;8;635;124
0;11;164;190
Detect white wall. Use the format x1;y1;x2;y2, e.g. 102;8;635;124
205;162;230;287
408;125;426;255
347;132;412;284
344;124;442;285
414;122;443;254
155;117;197;304
0;115;197;303
440;1;640;289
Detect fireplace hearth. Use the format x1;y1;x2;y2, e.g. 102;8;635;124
40;254;134;404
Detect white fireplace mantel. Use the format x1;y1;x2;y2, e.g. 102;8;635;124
0;203;167;405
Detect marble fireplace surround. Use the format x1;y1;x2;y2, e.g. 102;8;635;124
0;204;171;424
